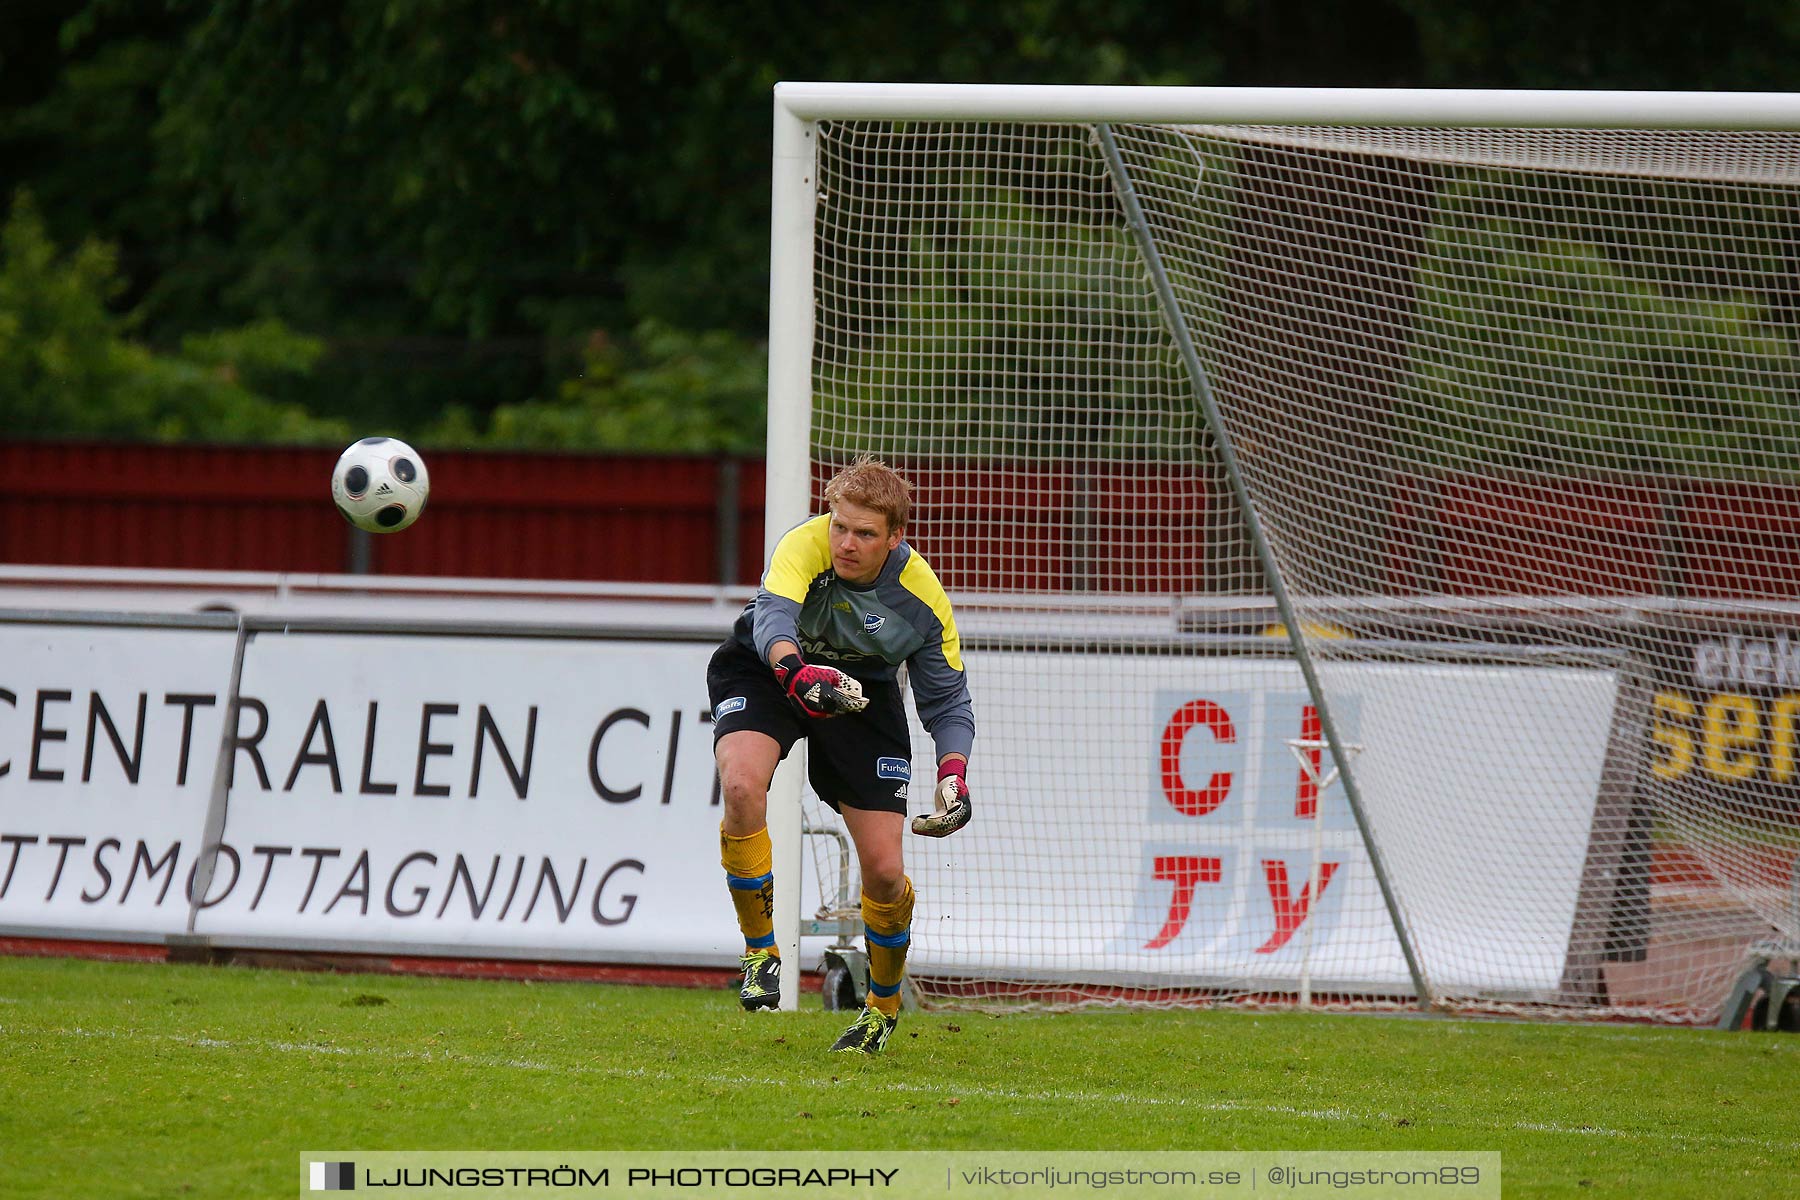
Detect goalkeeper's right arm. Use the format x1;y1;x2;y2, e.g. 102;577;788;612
769;641;868;719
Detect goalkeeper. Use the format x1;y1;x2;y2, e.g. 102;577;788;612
707;454;974;1055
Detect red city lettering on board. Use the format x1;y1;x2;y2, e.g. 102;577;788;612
1145;855;1222;949
1159;699;1234;817
1294;704;1321;820
1255;858;1339;954
1146;700;1339;952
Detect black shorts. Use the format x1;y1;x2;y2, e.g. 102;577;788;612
707;640;913;814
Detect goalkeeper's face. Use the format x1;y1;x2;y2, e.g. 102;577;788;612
828;501;902;585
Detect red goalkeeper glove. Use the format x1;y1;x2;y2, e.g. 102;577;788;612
912;760;972;837
773;654;869;719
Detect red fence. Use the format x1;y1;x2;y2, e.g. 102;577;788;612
0;442;766;584
4;441;1800;597
895;464;1228;594
0;443;1234;592
1386;473;1800;599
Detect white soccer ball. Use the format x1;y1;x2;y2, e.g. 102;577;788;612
330;436;430;533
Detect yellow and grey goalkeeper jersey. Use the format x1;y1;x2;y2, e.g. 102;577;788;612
733;514;975;762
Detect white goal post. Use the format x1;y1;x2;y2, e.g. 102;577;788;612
765;84;1800;1022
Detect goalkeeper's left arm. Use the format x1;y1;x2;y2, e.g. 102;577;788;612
913;752;971;837
889;546;973;836
908;648;973;838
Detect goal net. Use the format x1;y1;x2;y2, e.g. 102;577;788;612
772;86;1800;1023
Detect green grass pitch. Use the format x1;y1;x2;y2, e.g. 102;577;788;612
2;955;1794;1198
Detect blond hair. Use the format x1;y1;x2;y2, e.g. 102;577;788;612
823;454;911;534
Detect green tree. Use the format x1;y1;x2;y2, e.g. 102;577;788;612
12;1;1800;450
0;0;1292;444
0;190;344;442
1398;0;1800;90
1400;177;1800;477
818;174;1198;461
432;321;766;453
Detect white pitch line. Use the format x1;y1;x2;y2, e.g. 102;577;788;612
17;1024;1799;1153
1512;1122;1628;1138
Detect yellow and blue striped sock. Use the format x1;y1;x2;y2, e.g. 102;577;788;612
720;825;776;955
860;878;914;1018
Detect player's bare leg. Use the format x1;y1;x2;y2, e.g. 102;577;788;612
833;807;910;1053
716;730;783;1010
